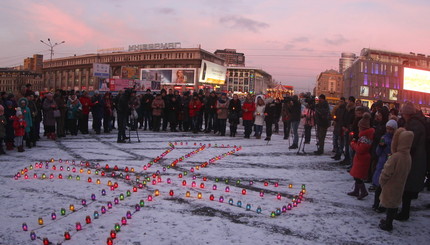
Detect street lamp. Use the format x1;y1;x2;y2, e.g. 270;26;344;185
40;38;65;89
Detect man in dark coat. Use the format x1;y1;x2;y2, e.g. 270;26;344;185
117;89;132;143
91;91;104;134
332;98;346;160
395;102;427;221
141;89;154;131
264;98;277;141
288;95;302;149
314;94;330;155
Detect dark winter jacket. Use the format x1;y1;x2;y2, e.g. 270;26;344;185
228;99;242;124
315;100;331;128
372;132;393;187
91;94;104;119
42;97;57;127
289;99;301;122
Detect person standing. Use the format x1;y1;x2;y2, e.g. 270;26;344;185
103;92;113;133
254;96;266;139
216;93;229;136
264;98;276;141
301;99;315;144
91;91;104;134
167;95;180;132
332;98;347;160
141;89;153;131
281;95;292;140
314;94;331;155
152;93;165;132
117;89;132;143
79;91;92;134
395;102;427;221
242;94;255;139
18;98;33;148
228;94;242;137
42;93;57;140
66;94;82;136
289;95;301;149
12;109;27;152
0;105;6;154
273;98;282;133
189;93;203;134
379;128;414;231
54;90;67;138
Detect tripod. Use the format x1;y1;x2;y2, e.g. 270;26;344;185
127;109;141;143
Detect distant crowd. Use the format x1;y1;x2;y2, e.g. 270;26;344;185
0;85;429;232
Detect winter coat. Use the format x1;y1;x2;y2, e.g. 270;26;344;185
0;115;6;138
315;100;331;128
228;99;242;124
216;99;229;120
350;127;375;179
66;98;82;120
12;116;27;137
404;116;427;193
167;99;180;123
289;99;302;122
242;101;255;121
281;100;291;122
206;95;218;114
372;132;393;187
333;103;346;135
151;97;165;117
264;101;277;123
18;98;32;133
254;105;266;126
301;107;315;127
42;98;57;127
91;95;104;119
79;96;92;115
103;96;113;117
379;128;414;208
189;99;202;118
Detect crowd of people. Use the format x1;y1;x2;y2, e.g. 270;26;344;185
1;85;429;232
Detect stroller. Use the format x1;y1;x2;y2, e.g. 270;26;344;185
127;108;141;143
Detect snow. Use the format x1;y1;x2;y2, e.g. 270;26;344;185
0;128;429;245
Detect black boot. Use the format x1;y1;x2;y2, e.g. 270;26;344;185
394;195;411;221
372;187;386;212
357;183;369;200
289;144;298;149
331;153;341;160
379;208;398;231
18;145;25;152
347;182;360;197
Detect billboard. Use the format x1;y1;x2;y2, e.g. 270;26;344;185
93;63;110;78
121;66;140;79
359;86;369;97
99;79;161;92
389;89;398;101
140;68;196;85
199;60;226;84
404;67;430;94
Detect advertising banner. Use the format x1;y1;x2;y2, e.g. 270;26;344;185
403;67;430;94
93;63;110;78
199;60;227;85
99;79;160;92
359;86;369;97
121;66;140;79
389;89;398;101
140;68;196;85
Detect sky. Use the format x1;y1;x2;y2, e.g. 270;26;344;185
1;0;430;92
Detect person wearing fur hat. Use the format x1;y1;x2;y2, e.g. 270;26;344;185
379;128;414;231
371;119;398;213
12;108;27;152
0;105;6;154
394;101;427;221
348;112;374;200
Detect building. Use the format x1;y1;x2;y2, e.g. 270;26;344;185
0;68;44;94
339;52;356;74
42;46;225;92
24;54;43;73
226;67;272;94
315;69;343;103
214;49;245;67
343;48;430;109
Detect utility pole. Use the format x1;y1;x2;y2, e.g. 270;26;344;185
40;38;65;90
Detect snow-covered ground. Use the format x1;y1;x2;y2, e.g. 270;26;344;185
1;127;429;245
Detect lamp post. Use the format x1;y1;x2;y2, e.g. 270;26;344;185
40;38;65;89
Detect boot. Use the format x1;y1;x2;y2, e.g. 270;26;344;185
357;183;368;200
331;153;341;160
18;145;25;152
379;208;398;231
394;196;411;221
289;144;298;149
347;182;360;197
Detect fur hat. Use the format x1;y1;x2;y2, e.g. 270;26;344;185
358;112;371;129
401;102;416;115
386;119;398;130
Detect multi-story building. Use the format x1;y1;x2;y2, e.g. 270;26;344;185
24;54;43;73
42;47;225;91
226;67;272;94
343;48;430;108
339;52;356;74
0;68;44;94
214;49;245;67
315;69;343;103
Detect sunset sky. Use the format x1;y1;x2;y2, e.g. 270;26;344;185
1;0;430;92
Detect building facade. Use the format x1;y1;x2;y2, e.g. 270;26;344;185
0;68;44;94
42;47;225;91
343;48;430;108
214;49;245;67
24;54;43;73
315;69;343;102
226;67;272;94
339;52;356;74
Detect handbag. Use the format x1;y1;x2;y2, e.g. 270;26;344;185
53;109;61;118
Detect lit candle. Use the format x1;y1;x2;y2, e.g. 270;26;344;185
219;196;224;203
228;198;234;205
102;189;106;196
260;190;264;197
30;231;36;240
110;230;116;239
192;181;196;187
76;222;82;231
288;184;293;188
148;195;153;201
82;199;87;206
246;204;251;211
120;193;125;200
242;189;246;195
237;201;242;207
256;206;262;214
51;212;57;220
154;190;160;196
277;193;281;200
197;192;202;199
139;200;145;207
22;223;28;231
114;223;121;232
121;217;127;225
186;191;191;197
225;186;230;192
86;216;91;224
69;204;75;212
43;238;49;245
126;211;132;219
64;231;71;240
94;211;99;219
200;183;205;188
169;190;174;196
61;208;66;216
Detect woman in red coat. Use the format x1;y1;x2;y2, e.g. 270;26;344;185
242;94;255;138
348;112;374;200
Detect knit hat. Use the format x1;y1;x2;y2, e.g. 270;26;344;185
358;112;371;129
386;119;398;130
16;107;22;117
401;101;416;115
